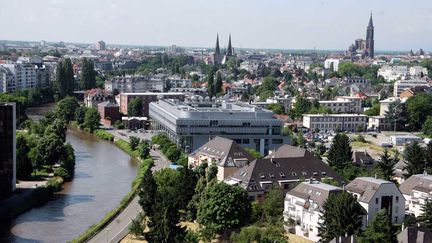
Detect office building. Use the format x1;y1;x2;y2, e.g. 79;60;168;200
394;79;429;97
0;103;16;199
119;92;185;117
149;99;288;154
96;40;106;51
303;114;368;132
105;75;165;93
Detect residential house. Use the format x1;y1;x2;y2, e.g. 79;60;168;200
397;226;432;243
84;88;110;108
188;136;255;181
399;174;432;217
346;177;405;225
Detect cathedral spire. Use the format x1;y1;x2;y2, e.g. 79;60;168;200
215;34;220;55
226;34;233;56
368;12;373;27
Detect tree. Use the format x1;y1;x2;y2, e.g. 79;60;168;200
60;142;75;180
406;93;432;130
127;98;143;117
318;192;364;243
385;100;407;131
74;106;87;125
197;182;251;237
80;58;96;90
244;148;261;159
139;164;157;217
138;140;150;159
423;116;432;135
359;209;396;243
45;118;67;142
404;141;425;177
214;71;223;94
56;96;79;122
129;212;146;238
207;70;215;100
376;149;398;181
36;132;65;169
418;199;432;230
54;59;67;98
63;58;75;96
83;107;100;132
262;185;284;224
297;130;306;148
327;133;353;172
289;96;312;119
230;225;287;243
207;163;218;182
129;136;140;150
364;101;380;116
16;134;33;179
165;145;182;162
266;103;284;115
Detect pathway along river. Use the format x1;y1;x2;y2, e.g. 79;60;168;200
0;127;139;242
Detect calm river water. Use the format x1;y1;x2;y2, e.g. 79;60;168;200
0;127;138;242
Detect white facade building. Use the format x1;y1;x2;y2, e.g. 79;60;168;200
324;59;342;71
409;66;429;77
378;65;409;82
167;75;192;88
0;63;37;91
105;75;165;93
346;177;405;225
0;66;15;93
400;174;432;217
284;181;343;242
393;79;429;97
303;114;368;132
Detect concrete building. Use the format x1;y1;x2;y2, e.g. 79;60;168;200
119;92;185;117
149;99;288;154
84;88;110;108
379;97;401;116
284;181;343;242
336;96;363;113
409;66;429;77
188;136;255;181
394;79;429;97
105;75;165;93
368;116;391;131
303;114;368;132
0;66;15;93
0;63;37;91
318;100;354;113
346;177;405;225
167;75;192;88
390;134;422;146
0;103;16;200
98;101;120;127
378;65;409;82
400;174;432;217
225;145;344;201
324;59;342;71
96;40;106;51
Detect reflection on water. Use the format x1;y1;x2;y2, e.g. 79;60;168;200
0;127;138;243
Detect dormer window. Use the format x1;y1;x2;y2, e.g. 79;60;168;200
280;172;286;178
269;173;275;178
292;172;297;177
259;173;265;179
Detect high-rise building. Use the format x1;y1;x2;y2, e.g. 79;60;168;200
96;40;106;51
0;102;16;200
365;13;374;58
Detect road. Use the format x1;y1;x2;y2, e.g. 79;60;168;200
88;132;171;243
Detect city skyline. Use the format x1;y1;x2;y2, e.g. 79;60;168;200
1;0;432;51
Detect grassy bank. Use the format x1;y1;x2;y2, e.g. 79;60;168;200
71;142;153;243
95;129;114;141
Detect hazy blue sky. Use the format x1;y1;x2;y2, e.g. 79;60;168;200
1;0;431;51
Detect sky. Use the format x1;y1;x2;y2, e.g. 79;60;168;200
1;0;432;51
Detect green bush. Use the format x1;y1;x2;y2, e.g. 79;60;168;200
45;176;64;192
54;167;70;179
95;130;114;141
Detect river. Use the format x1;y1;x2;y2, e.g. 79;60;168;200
0;127;139;243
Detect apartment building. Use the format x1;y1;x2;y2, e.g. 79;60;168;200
394;79;429;97
400;174;432;217
284;181;343;242
149;99;288;154
0;63;37;91
346;177;405;225
105;75;165;93
303;114;368;132
378;65;409;82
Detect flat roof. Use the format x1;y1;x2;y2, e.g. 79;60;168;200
120;92;185;96
303;114;367;117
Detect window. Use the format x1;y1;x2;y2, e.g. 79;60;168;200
376;198;379;204
396;196;399;203
280;172;286;178
302;171;307;176
269;173;275;178
292;172;297;177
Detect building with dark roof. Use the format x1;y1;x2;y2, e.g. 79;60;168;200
188;136;255;181
400;174;432;217
397;226;432;243
284;181;343;242
346;177;405;225
0;103;16;200
225;145;344;201
97;101;120;127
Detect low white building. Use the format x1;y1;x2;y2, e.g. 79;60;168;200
105;75;165;93
168;75;192;88
394;79;429;97
284;181;343;242
368;116;391;131
303;114;368;132
378;65;409;82
324;59;342;71
390;134;422;146
346;177;405;225
409;66;429;77
318;96;362;114
400;174;432;217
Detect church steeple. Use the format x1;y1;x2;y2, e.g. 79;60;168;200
368;12;374;27
215;34;220;55
226;34;233;56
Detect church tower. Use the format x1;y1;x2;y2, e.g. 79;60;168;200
226;34;233;56
365;13;374;58
213;34;222;64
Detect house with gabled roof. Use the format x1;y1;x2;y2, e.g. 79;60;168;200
188;136;255;181
346;177;405;225
400;173;432;217
225;144;344;201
